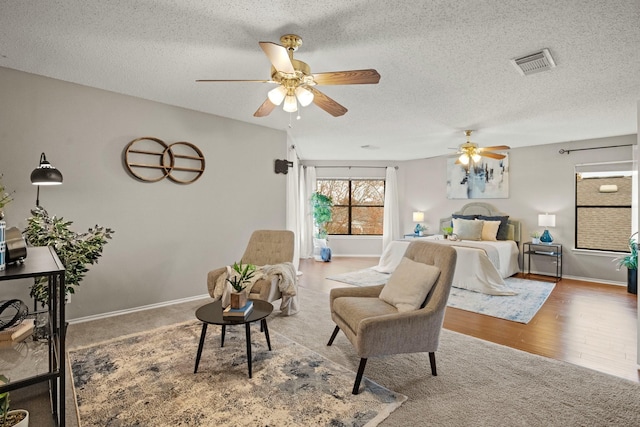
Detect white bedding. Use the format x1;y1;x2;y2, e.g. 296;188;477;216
372;237;520;295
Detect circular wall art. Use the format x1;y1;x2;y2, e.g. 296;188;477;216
124;137;205;184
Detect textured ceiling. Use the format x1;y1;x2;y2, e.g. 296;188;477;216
1;0;639;160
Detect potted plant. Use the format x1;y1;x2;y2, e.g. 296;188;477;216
0;375;29;427
310;192;333;261
614;232;637;294
530;231;541;244
23;206;114;306
226;261;256;308
0;175;15;220
442;226;453;239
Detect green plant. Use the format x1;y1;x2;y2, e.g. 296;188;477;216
226;261;257;292
0;175;14;210
442;226;453;236
311;192;333;239
530;231;541;238
615;232;638;270
24;206;114;306
0;375;26;427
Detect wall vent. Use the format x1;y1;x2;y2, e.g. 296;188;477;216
511;48;556;76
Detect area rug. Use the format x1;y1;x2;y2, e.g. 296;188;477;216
69;321;406;427
327;269;554;323
265;287;640;427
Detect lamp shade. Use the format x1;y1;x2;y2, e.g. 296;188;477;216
31;153;63;185
283;94;298;112
267;86;287;105
412;211;424;222
538;213;556;228
295;86;314;107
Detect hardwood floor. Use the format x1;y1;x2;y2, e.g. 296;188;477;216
298;257;639;383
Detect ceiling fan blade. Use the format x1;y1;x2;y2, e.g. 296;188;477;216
481;152;506;160
196;79;273;83
479;145;511;151
259;42;295;74
307;87;348;117
253;98;277;117
312;69;381;85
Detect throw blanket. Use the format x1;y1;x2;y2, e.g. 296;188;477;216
425;238;501;269
213;262;299;316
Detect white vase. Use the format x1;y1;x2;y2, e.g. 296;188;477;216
531;238;541;244
5;409;29;426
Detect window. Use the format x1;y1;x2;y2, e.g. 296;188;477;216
575;162;633;252
316;179;385;235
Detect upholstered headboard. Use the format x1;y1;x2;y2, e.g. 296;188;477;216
439;202;521;243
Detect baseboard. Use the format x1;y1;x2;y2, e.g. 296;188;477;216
525;270;626;287
331;254;380;258
67;293;211;324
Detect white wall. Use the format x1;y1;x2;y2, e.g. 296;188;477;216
0;67;287;319
400;135;636;284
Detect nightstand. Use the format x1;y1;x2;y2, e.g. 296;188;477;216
523;242;562;281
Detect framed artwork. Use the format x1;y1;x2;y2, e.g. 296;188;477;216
446;154;509;199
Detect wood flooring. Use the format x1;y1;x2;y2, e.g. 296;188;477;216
298;257;639;383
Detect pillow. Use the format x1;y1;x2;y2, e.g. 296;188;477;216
477;215;510;240
480;220;501;241
379;257;441;312
452;214;477;220
452;218;483;241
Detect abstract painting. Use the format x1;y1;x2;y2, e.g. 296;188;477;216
447;154;509;199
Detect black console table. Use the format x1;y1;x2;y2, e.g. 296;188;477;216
523;242;562;282
0;246;65;426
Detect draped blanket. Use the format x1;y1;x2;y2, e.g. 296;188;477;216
213;262;299;316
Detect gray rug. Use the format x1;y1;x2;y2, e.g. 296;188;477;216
266;287;640;427
69;321;406;427
327;269;554;323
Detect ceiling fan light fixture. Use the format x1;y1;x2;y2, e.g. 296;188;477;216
267;86;287;105
283;94;298;112
472;152;482;163
295;86;314;107
459;153;470;165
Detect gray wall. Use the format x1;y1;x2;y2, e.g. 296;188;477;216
0;67;287;319
400;134;636;284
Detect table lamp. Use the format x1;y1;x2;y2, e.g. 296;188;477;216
413;211;425;236
538;213;556;244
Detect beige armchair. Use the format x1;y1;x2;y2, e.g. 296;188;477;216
327;241;457;394
207;230;294;302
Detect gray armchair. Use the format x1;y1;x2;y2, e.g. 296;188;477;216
327;241;457;394
207;230;294;302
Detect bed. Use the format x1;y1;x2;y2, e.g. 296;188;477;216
373;202;521;295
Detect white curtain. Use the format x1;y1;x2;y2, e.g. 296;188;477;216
299;166;316;258
286;146;300;270
382;166;400;251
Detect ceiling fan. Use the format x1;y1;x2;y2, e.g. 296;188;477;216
454;130;510;165
196;34;381;117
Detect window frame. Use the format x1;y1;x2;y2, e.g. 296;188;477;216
316;178;385;236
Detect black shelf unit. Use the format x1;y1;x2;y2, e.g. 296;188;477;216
0;246;65;426
523;241;562;281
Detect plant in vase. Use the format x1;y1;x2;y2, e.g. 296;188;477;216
0;375;29;427
311;192;333;261
23;206;114;307
226;261;256;308
614;232;638;294
442;226;453;239
530;231;542;244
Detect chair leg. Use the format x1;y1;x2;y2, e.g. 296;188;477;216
353;358;368;395
429;352;437;376
327;325;340;346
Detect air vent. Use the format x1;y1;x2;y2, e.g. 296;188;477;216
511;48;556;76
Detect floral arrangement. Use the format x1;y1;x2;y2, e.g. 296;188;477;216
530;231;541;238
0;175;14;210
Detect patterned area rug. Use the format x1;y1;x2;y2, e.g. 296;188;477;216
69;321;406;427
327;269;554;323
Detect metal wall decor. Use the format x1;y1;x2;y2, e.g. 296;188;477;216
124;137;205;184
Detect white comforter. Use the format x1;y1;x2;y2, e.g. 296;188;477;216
372;237;520;295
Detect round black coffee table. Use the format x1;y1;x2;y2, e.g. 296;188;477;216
194;299;273;378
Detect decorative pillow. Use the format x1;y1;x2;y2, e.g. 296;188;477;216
452;218;483;241
452;214;477;220
379;257;441;312
477;215;510;240
480;220;501;241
